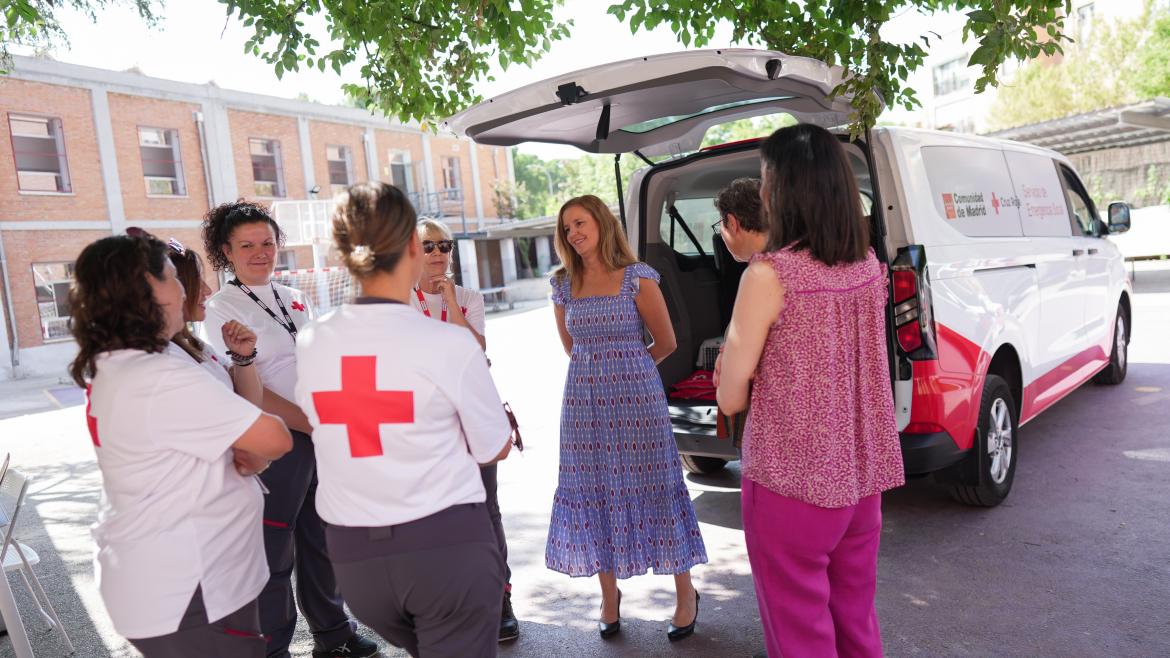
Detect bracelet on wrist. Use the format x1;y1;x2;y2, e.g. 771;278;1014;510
226;347;258;367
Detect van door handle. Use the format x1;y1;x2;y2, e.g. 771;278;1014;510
1072;249;1085;256
1088;248;1099;255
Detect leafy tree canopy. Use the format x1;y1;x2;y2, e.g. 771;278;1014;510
989;3;1170;130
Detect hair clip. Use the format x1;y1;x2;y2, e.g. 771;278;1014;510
353;245;373;259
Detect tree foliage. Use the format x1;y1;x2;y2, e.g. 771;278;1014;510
988;4;1169;130
608;1;1071;135
1;0;160;70
217;0;1070;132
218;0;570;127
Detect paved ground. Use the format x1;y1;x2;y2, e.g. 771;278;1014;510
1;266;1169;657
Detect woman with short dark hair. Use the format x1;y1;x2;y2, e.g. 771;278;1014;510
717;124;904;658
71;233;291;657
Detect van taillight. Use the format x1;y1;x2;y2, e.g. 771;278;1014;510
891;246;937;360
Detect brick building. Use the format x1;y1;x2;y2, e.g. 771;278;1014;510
0;55;524;381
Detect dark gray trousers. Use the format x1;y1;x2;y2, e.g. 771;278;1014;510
258;430;355;657
326;503;505;658
479;463;511;586
128;586;264;658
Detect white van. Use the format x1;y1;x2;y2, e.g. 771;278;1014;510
448;49;1134;506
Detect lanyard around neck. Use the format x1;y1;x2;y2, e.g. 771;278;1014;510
231;279;298;339
415;287;449;322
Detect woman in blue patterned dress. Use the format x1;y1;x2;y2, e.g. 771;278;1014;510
546;194;708;642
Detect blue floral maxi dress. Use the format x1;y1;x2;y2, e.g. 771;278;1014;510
545;263;708;579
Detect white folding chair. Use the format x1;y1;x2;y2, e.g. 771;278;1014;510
0;468;75;655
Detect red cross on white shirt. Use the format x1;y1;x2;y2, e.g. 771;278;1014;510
311;356;414;458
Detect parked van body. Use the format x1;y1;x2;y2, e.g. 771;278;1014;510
448;49;1133;506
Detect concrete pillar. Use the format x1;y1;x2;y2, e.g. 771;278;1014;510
297;117;316;197
505;147;518;216
89;87;125;234
421;133;436;196
500;238;517;283
363;128;379;182
457;238;480;289
469;142;485;223
536;235;552;275
201;98;239;204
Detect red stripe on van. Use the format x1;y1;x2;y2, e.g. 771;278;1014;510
1020;345;1109;423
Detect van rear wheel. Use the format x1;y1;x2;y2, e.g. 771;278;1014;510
680;455;728;475
950;374;1017;507
1093;308;1128;385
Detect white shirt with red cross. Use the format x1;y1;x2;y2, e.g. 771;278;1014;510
85;349;266;639
200;280;313;404
294;301;511;527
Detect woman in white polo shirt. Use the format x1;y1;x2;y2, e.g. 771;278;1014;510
199;202;376;658
295;182;513;658
160;235;263;404
68;233;291;657
410;217;519;642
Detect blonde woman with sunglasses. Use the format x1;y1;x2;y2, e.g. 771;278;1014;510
411;218;486;351
407;217;519;641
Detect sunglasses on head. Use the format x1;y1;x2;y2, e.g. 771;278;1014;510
127;227;186;255
422;240;454;254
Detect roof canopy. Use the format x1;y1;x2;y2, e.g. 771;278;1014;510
987;97;1170;155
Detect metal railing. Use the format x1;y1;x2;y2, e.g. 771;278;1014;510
272;187;514;245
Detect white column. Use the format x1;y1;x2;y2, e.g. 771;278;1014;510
469;142;485;223
202;98;239;204
421;133;436;196
536;235;552;274
89;87;125;234
363;128;379;182
505;147;518;216
457;238;480;289
297;117;316;197
500;238;517;283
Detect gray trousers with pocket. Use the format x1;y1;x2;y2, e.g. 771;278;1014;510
326;503;505;658
128;586;264;658
258;430;355;657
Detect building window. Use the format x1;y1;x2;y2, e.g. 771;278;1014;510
250;138;286;197
387;150;415;193
326;145;353;196
9;114;72;193
1075;3;1095;43
139;127;186;196
441;156;462;199
932;56;973;97
32;262;75;341
275;249;297;272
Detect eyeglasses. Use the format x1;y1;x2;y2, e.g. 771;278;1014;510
422;240;454;254
711;216;726;235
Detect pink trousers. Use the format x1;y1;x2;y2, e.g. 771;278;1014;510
741;479;884;658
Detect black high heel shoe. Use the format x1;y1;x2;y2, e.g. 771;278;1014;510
667;591;699;641
598;590;622;639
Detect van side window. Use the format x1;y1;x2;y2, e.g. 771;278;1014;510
1057;165;1100;237
659;198;719;256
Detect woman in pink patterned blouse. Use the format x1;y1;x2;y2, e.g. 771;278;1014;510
716;124;905;658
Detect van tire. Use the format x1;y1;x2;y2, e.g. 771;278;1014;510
1093;308;1128;385
950;375;1017;507
680;455;728;475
